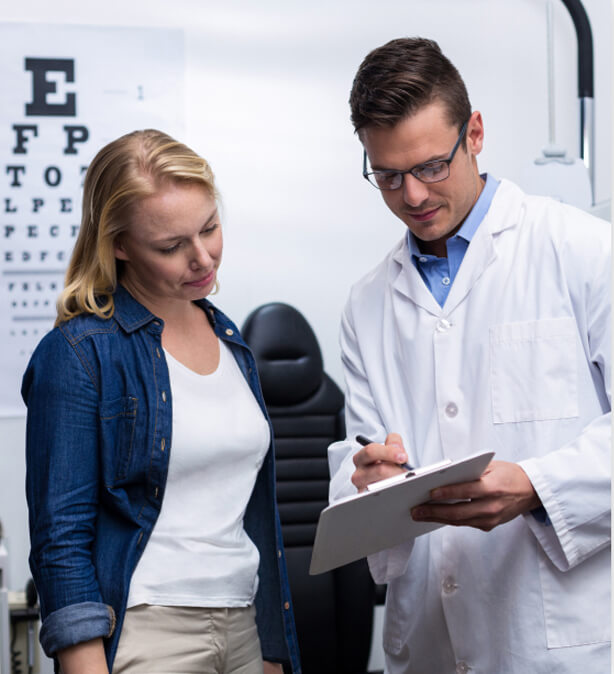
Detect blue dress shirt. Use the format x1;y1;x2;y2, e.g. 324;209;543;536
408;173;499;306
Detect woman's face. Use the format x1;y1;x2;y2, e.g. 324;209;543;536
114;181;223;310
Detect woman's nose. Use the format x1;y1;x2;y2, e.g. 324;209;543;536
190;240;212;269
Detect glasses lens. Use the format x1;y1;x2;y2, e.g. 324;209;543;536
414;161;449;183
370;172;402;190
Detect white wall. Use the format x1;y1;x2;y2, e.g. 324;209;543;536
0;1;611;671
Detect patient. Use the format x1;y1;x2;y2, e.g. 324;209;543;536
22;129;300;674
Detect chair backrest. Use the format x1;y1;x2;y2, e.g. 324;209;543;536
242;302;375;674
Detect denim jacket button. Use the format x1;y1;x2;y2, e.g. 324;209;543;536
161;391;167;402
225;328;234;336
284;601;290;610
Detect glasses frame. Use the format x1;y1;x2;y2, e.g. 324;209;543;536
362;119;469;190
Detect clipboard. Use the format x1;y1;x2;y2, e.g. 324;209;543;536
309;450;494;575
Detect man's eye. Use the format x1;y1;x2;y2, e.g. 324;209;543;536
417;162;446;180
374;172;401;188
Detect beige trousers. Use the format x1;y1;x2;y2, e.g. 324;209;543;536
112;604;264;674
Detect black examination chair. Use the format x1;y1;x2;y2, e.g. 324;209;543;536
242;303;376;674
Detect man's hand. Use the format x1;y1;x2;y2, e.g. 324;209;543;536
352;433;409;491
411;460;541;531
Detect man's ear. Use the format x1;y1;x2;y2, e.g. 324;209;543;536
466;110;484;156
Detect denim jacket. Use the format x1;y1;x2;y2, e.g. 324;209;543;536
22;286;301;673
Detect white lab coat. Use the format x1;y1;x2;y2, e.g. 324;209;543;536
329;179;611;673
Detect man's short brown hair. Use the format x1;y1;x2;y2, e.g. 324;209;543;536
350;37;472;134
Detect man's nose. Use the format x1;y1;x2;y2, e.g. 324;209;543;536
401;173;429;207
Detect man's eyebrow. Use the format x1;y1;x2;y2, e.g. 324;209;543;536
371;155;447;172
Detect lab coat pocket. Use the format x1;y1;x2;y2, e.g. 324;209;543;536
490;318;578;423
99;396;138;484
537;545;611;647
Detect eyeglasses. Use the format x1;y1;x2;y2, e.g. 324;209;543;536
363;120;469;190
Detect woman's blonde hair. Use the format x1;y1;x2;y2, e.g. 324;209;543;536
55;129;217;325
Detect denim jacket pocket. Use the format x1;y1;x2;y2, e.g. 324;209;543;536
99;396;138;484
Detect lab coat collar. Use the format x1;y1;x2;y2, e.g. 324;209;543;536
390;178;520;316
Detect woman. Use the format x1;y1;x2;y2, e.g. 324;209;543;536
22;129;301;674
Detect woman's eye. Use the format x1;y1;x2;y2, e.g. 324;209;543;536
201;223;219;235
160;243;180;254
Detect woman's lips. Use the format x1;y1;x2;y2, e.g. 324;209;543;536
185;270;215;288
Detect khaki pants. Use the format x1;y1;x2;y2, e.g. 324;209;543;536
112;604;264;674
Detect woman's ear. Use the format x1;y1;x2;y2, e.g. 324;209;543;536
114;236;130;261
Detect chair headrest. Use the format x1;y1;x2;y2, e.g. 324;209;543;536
242;302;324;406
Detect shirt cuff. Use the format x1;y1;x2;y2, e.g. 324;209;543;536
530;505;552;526
40;601;116;657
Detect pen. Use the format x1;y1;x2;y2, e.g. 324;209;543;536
355;434;415;472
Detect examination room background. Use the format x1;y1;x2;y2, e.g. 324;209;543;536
0;1;611;672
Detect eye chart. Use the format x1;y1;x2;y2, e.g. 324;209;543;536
1;23;185;415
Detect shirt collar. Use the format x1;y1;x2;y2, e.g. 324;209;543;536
407;173;499;258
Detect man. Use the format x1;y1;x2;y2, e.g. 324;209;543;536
328;38;610;673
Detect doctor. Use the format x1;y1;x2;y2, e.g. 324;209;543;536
329;37;610;673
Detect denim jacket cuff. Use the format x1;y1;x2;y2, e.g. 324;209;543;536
40;601;116;657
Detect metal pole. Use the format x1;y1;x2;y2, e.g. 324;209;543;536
559;0;595;203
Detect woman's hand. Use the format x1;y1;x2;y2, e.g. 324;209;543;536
263;661;284;674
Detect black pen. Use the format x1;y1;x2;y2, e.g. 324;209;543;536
355;434;415;472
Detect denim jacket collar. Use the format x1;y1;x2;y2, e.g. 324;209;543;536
113;284;220;333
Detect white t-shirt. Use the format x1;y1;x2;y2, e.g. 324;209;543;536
127;339;270;608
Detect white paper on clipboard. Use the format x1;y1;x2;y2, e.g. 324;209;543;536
309;450;494;575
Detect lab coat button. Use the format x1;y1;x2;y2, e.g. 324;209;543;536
442;576;458;594
445;402;458;418
456;662;470;674
436;319;451;332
